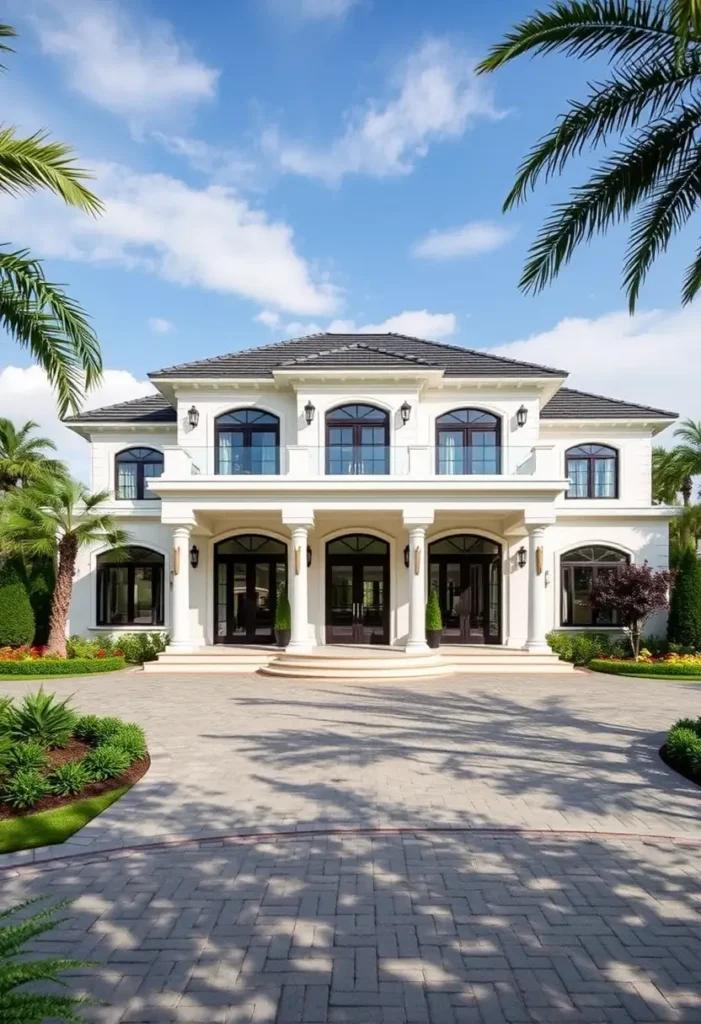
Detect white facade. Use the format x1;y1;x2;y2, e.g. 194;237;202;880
65;335;676;652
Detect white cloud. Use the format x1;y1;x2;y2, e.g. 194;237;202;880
262;38;501;184
152;133;259;188
412;221;514;261
490;306;700;430
328;310;457;339
255;310;281;329
268;0;358;20
285;321;322;336
0;162;340;316
147;317;174;335
0;366;156;482
34;0;218;127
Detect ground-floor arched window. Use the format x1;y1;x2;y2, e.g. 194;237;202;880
560;545;629;626
97;546;164;626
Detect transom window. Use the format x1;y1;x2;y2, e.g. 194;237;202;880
326;404;389;475
436;409;501;475
560;545;629;626
215;408;280;475
215;535;287;556
429;536;500;556
327;535;389;555
96;546;164;626
115;447;163;500
565;444;618;498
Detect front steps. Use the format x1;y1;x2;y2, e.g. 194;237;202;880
146;643;574;678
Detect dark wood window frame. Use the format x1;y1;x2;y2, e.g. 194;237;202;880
560;546;629;627
565;443;619;499
96;547;164;626
435;408;502;475
325;404;390;475
114;447;163;500
214;408;280;475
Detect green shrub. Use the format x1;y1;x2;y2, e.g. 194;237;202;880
0;558;35;647
274;589;291;631
0;696;14;730
109;723;147;761
589;659;701;677
0;735;12;772
7;689;76;748
666;726;701;773
668;546;701;649
1;767;49;809
116;632;168;663
0;656;126;676
546;631;626;664
426;589;443;631
673;717;701;735
83;744;131;781
73;714;102;743
49;760;91;797
8;740;48;772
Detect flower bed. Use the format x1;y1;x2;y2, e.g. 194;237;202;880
0;656;126;676
590;651;701;677
0;690;149;822
660;718;701;786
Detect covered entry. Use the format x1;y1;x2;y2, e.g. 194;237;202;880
214;534;287;644
429;535;501;644
325;534;390;644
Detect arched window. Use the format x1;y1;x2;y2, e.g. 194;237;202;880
560;545;629;626
215;408;280;475
96;546;164;626
436;409;501;475
326;404;389;475
565;444;618;498
115;447;163;500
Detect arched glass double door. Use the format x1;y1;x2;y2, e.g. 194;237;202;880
214;535;287;644
429;535;501;644
326;534;389;644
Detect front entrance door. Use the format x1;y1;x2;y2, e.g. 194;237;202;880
428;535;501;644
214;535;287;644
326;535;390;644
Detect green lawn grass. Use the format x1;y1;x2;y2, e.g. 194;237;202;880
0;785;130;854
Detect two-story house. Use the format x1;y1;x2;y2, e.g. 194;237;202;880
64;332;676;674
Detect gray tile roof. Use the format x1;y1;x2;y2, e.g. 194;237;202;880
148;333;568;379
541;387;677;420
64;394;177;424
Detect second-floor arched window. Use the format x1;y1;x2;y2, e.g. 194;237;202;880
115;447;163;500
436;408;501;475
215;408;280;475
326;404;389;475
565;444;618;498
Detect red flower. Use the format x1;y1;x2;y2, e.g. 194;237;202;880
95;649;107;658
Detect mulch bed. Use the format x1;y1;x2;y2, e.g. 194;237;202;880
0;752;150;821
659;743;701;790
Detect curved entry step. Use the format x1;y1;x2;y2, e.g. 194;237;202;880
261;648;453;680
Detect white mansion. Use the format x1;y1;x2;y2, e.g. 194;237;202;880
65;332;676;668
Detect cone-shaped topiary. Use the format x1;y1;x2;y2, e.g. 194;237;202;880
275;588;291;631
0;558;35;647
426;589;443;632
668;546;701;649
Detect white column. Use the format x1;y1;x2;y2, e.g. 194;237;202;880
525;524;549;652
170;525;192;648
405;524;429;652
287;523;313;651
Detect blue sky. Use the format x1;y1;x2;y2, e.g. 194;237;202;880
0;0;697;474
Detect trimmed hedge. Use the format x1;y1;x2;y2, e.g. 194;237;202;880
663;718;701;784
0;560;35;647
668;546;701;649
546;631;627;665
0;657;126;676
589;659;701;677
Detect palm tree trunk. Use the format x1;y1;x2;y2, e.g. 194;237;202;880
682;476;693;505
45;534;77;657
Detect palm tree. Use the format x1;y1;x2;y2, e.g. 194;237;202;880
671;502;701;559
652;444;692;505
671;418;701;490
477;1;701;310
0;477;128;657
0;418;66;491
0;24;104;416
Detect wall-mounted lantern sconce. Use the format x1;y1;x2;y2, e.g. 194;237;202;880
400;401;411;425
404;545;410;569
188;405;199;429
189;545;199;569
307;545;312;568
304;400;316;426
516;404;528;428
517;546;527;569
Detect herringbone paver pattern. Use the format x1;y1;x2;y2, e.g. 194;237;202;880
2;830;701;1023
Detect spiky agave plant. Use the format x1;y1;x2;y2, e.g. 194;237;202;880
0;897;98;1023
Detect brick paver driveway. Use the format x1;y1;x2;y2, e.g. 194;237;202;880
1;671;700;1021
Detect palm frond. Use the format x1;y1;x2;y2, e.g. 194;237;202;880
0;127;102;214
670;0;701;62
681;235;701;303
674;416;701;446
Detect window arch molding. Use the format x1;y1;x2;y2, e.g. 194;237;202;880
435;407;502;475
565;443;619;499
96;545;165;627
214;407;280;475
114;446;163;500
559;544;630;627
325;403;390;475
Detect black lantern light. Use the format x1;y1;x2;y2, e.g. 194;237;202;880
517;546;527;569
189;544;200;569
516;404;528;428
400;401;411;425
304;400;316;426
188;405;199;429
404;545;410;569
307;545;312;568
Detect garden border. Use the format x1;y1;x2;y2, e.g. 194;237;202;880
0;657;127;677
